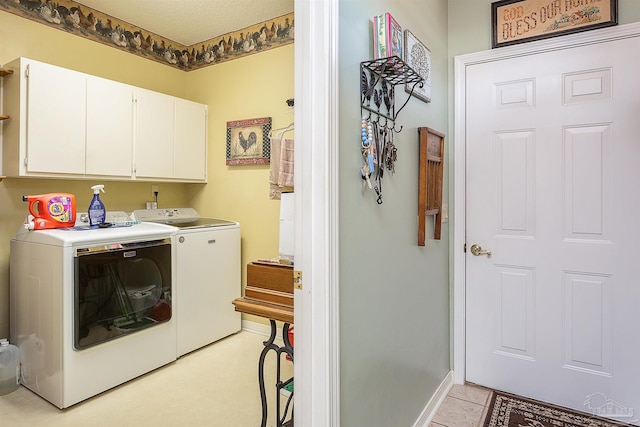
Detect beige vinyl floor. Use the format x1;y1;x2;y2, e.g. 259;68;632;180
0;329;490;427
0;331;293;427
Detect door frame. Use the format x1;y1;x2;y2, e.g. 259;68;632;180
294;0;341;425
452;22;640;385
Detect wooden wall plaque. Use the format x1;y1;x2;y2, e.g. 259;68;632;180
492;0;618;48
418;127;445;245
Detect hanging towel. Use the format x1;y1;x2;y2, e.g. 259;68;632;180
269;137;283;187
269;137;294;199
278;138;295;188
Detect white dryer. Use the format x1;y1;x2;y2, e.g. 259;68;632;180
10;213;177;408
132;208;241;357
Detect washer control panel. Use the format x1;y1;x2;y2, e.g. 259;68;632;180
132;208;200;223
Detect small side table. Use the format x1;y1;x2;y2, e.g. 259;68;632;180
232;298;294;427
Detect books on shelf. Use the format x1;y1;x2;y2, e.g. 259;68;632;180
373;12;403;60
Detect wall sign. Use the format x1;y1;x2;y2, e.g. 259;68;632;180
492;0;617;48
226;117;272;165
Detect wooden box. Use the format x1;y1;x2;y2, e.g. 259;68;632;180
245;262;294;307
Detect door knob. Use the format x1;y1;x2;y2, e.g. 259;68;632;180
470;244;492;257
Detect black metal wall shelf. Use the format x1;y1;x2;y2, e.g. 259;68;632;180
360;56;423;133
358;56;424;205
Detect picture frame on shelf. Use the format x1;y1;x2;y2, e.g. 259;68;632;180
226;117;272;165
404;30;432;103
491;0;618;48
373;12;403;59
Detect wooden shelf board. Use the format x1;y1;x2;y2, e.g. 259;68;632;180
232;297;294;324
0;114;10;120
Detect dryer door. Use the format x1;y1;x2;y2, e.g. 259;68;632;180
74;238;172;350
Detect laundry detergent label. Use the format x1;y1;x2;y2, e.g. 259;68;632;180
47;196;73;222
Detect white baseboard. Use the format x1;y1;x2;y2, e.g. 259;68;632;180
241;319;290;345
413;370;454;427
241;319;273;337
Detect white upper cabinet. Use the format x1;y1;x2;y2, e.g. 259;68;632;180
135;88;175;179
174;98;207;181
1;57;207;182
86;75;134;178
135;91;207;181
26;60;86;175
2;58;86;177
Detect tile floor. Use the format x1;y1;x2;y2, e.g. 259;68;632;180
432;383;493;427
0;329;490;427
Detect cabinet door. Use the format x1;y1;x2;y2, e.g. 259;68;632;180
26;60;86;174
174;99;207;181
86;76;134;177
135;89;174;178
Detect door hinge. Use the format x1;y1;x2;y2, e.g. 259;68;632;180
293;270;303;290
25;64;29;78
464;243;467;253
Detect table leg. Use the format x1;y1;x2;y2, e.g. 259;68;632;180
258;320;294;427
258;320;278;427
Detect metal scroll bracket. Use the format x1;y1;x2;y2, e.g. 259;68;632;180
360;56;424;134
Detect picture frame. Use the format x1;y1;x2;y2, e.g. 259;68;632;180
491;0;618;48
373;12;403;60
226;117;272;165
404;30;432;103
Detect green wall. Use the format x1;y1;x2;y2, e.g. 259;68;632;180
339;1;450;426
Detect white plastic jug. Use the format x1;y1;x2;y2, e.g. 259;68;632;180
0;338;20;395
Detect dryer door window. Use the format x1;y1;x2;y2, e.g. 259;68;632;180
73;239;172;350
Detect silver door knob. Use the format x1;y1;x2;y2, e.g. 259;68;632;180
470;244;492;257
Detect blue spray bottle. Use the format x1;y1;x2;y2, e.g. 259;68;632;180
88;184;106;226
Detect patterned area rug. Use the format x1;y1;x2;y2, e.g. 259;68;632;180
484;391;636;427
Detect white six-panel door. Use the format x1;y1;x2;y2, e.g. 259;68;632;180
465;34;640;423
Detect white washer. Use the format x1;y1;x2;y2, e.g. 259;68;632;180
132;208;241;357
10;213;177;408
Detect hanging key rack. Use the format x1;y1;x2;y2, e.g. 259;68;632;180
359;56;424;204
360;56;423;133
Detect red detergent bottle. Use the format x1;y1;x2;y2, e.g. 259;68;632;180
22;193;76;230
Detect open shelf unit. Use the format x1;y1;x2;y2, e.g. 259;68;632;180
1;67;13;121
1;68;15;180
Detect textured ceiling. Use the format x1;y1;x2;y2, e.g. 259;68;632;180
74;0;294;46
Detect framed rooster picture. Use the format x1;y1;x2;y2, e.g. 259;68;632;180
226;117;272;165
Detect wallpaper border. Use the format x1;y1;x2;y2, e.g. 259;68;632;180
0;0;294;72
